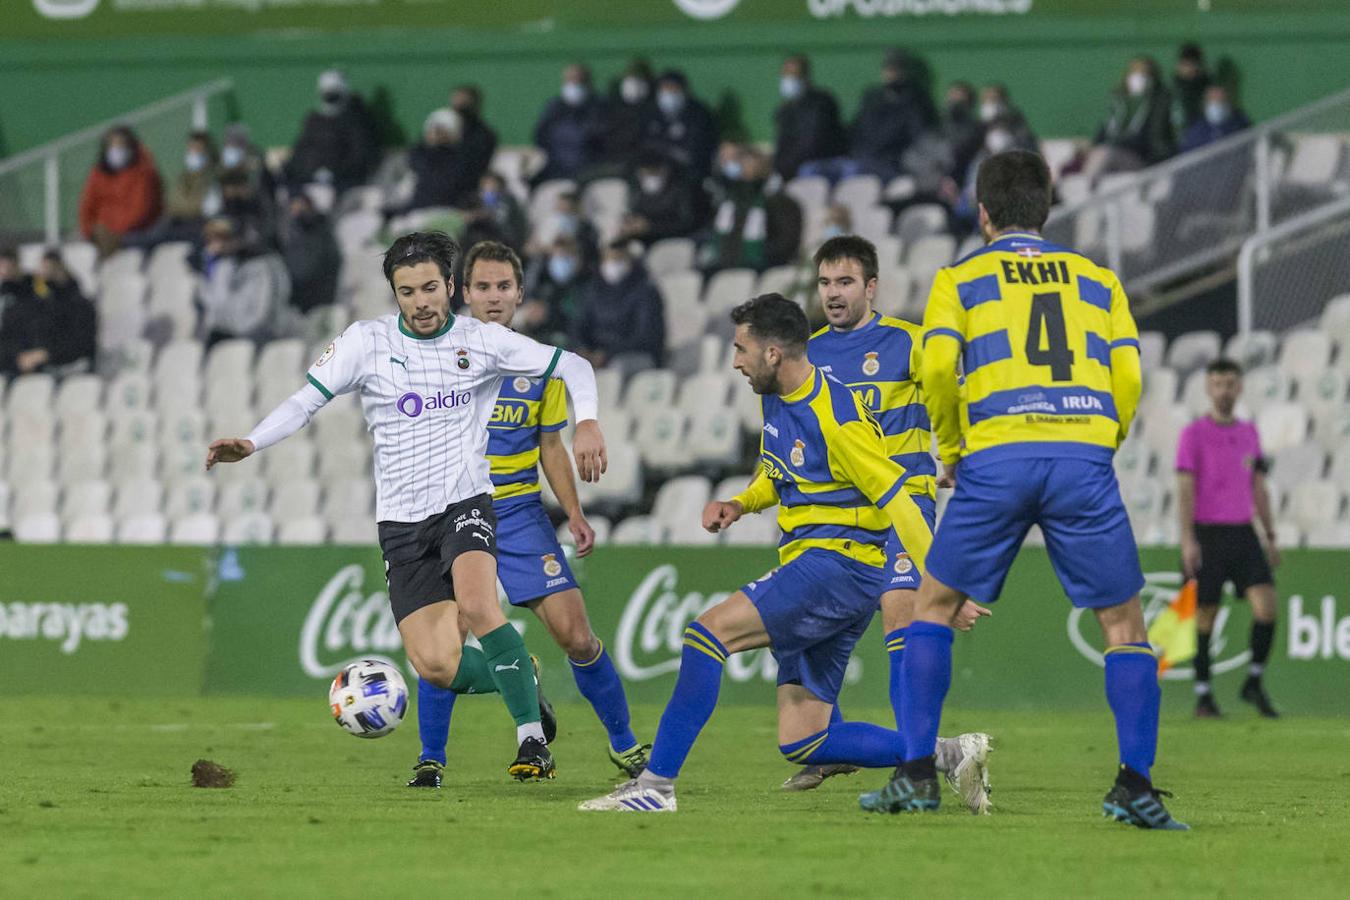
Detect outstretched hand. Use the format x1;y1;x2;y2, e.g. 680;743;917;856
206;438;256;470
572;420;608;483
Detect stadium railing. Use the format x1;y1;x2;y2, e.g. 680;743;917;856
0;79;234;246
1043;85;1350;299
1237;194;1350;333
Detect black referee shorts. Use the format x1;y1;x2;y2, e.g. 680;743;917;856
377;493;498;624
1193;523;1274;607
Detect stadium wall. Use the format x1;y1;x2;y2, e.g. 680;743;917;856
5;544;1349;714
2;4;1350;157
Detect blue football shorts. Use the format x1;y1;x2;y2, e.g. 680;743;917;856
494;496;578;606
883;493;937;591
925;453;1145;609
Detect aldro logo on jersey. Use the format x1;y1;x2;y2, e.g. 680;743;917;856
397;389;471;418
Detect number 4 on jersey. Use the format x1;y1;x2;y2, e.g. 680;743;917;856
1025;291;1075;381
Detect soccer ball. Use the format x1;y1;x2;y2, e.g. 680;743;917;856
329;659;408;738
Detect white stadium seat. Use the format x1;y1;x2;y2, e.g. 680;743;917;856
165;476;217;518
1288;480;1345;532
218;478;270;518
66;513;114;544
270;479;321;519
1255;402;1310;454
687;408;743;468
277;516;329;546
118;513;167;544
633;407;687;472
323;480;374;521
645;238;696;277
1277;330;1333;385
675;372;731;417
611;515;666;545
15;512;62;543
222;512;275;545
703;268;758;318
623;368;677;412
61;479;111;520
170;512;221;546
329;517;377;545
113;478;165;519
1137;332;1166;372
1223;331;1278;370
1268;443;1326;490
723;510;779;545
651;475;712;528
1166;330;1221;374
54;374;103;420
1241;365;1290;413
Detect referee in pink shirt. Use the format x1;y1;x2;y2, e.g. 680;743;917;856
1175;358;1280;718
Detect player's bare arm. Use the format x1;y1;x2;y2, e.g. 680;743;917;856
539;428;596;556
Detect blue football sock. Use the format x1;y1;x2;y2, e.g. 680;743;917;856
416;676;456;766
901;621;953;763
780;722;904;768
569;641;638;752
1104;643;1160;781
885;627;907;759
645;623;728;779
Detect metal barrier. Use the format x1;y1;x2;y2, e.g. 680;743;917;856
1043;86;1350;300
1236;195;1350;333
0;79;234;245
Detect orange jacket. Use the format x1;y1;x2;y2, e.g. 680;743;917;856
78;148;163;238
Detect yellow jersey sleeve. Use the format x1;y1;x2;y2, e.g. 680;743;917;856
825;418;932;570
1107;276;1142;445
540;378;568;432
920;267;965;466
733;469;779;514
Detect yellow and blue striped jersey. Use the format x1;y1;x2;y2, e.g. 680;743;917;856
921;231;1142;465
486;376;568;503
809;313;935;502
732;367;932;571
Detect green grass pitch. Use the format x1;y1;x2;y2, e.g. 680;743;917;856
4;696;1348;898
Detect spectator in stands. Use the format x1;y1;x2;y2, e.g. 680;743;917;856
462;172;528;252
284;68;380;194
1179;84;1251;153
449;85;498;188
196;217;291;348
532;63;609;182
527;190;598;270
946;116;1026;231
1172;43;1212;132
699;146;802;274
0;250;97;376
772;54;846;180
404;108;478;212
978;83;1038;150
903;80;983;194
604;58;658;169
820;204;853;242
644;70;719;181
78;125;164;259
571;241;665;373
127;130;219;251
1083;56;1176;185
280;192;340;314
617;153;707;246
520;234;588;345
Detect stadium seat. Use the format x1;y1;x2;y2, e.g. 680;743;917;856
611;515;666;545
57;443;107;484
554;515;612;548
6;373;56;419
169;513;220;546
1179;369;1211;415
330;517;377;545
905;235;957;281
1242;365;1290;412
100;247;144;279
652;475;711;525
118;513;167;544
271;479;320;519
277;516;328;546
317;440;371;480
1283;135;1342;187
1312;404;1350;452
594;367;624;411
218;478;270;518
106;373;153;415
153;339;204;387
712;474;754;501
733;378;763;433
1278;330;1334;386
112;477;166;519
146;267;197;340
1275;520;1304;549
832;174;882;211
623;368;677;412
1297;369;1347;416
1268;442;1326;490
664;296;710;352
1223;330;1278;370
1326;444;1350;491
222;512;275;545
645;238;696;277
311;396;365;444
894;204;948;248
526;179;577;245
1288;479;1345;532
755;265;799;299
161;476;215;518
687;408;742;468
262;439;317;486
579;440;643;508
785;176;829;215
61;479;111;520
58;411;108;449
873;267;914;319
723;510;778;545
1305;520;1350;549
1113;439;1155;489
1137;331;1166;372
54;374;103;420
205;339;257;387
1122;479;1166;523
1256;401;1310;453
703;268;758;318
63;511;113;543
1166;330;1221;374
667;515;718;545
107;445;160;484
61;242;98;295
633;407;687;472
1319;294;1350;348
6;440;55;483
15;512;62;543
674;372;731;417
1139;366;1178;413
323;480;374;522
146;241;192;282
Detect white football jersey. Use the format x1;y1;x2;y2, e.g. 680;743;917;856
305;313;564;523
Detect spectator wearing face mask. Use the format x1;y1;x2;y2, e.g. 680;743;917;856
571;241;666;373
902;80;984;195
772;54;846;180
618;154;707;246
945;116;1031;231
280;193;341;314
1179;84;1250;153
643;70;719;181
520;234;588;345
1173;43;1212;132
78;125;164;259
533;63;609;183
125;130;219;251
284;68;380;194
196;217;291;348
0;250;97;377
819;204;853;244
448;85;498;189
604;59;658;170
403;108;477;212
977;84;1038;151
699;146;803;274
1084;56;1176;184
527;191;598;270
462;173;528;252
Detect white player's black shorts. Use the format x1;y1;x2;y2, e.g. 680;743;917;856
1194;523;1274;607
377;493;498;624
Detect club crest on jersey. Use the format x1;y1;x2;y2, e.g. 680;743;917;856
455;348;471;370
789;439;806;467
514;376;532;392
541;554;563;577
893;552;914;575
862;351;880;377
315;342;335;367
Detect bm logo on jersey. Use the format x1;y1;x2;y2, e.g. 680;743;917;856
491;399;530;426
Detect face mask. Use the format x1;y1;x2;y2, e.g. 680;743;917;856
220;145;245;169
548;254;577;283
639;173;666;195
105;145;131;170
657;90;685;117
721;159;742;181
946;101;971;121
561;82;587;106
481;189;500;207
822;224;845;240
780;76;804;101
553;213;578;237
319;91;345;115
184;151;207;173
1204;102;1230;125
979;101;1004;124
1126;72;1150;97
600;260;630;285
621;76;648;105
985;130;1014;154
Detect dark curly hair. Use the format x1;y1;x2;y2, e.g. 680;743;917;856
382;231;458;287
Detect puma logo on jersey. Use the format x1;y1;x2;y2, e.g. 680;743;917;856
390;355;408;370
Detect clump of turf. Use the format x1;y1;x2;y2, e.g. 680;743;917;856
191;759;236;788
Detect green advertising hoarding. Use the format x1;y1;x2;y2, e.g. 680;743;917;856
0;545;208;695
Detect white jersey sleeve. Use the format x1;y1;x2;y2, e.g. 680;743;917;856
305;323;367;400
482;321;564;379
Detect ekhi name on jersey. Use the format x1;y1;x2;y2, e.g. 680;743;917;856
999;258;1071;286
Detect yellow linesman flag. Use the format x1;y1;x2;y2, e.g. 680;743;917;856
1148;579;1198;674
